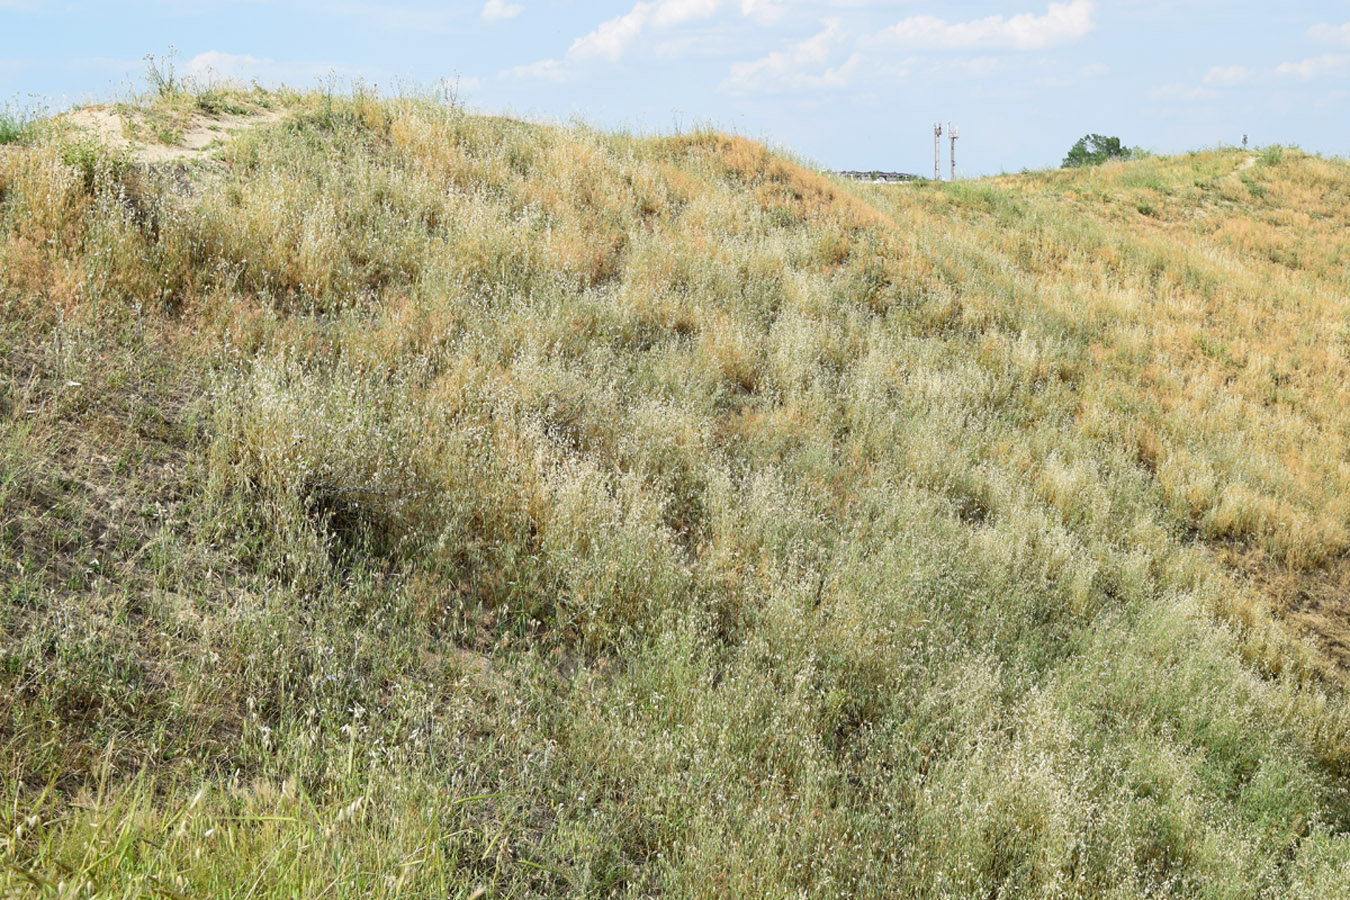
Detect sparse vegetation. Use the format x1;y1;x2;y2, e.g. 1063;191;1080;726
3;84;1350;898
142;48;183;100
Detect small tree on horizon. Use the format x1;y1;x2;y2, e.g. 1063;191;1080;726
1062;133;1133;168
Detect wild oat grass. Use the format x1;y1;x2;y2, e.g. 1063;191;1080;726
3;85;1350;897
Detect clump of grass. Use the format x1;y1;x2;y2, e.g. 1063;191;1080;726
195;87;252;117
142;48;183;100
0;103;39;145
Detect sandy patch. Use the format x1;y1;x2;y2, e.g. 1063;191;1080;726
63;103;285;164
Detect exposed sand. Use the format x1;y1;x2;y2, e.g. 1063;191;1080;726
62;104;284;164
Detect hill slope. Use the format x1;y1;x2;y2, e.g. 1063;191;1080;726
3;87;1350;898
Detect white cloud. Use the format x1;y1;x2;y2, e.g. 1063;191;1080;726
1307;22;1350;46
508;0;1071;84
185;50;378;86
1151;51;1347;101
1152;51;1348;101
881;0;1094;51
481;0;522;21
739;0;787;23
1079;62;1107;77
721;18;861;93
652;0;720;27
570;4;657;61
1276;53;1350;79
1203;64;1252;87
509;0;732;78
567;0;728;62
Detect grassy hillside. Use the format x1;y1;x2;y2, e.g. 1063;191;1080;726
3;85;1350;897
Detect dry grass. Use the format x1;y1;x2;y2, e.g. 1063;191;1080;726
3;86;1350;898
861;148;1350;655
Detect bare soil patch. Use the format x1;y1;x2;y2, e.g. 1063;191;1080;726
1227;548;1350;673
62;103;284;164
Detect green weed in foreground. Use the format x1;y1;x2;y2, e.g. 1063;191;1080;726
0;106;37;145
3;85;1350;898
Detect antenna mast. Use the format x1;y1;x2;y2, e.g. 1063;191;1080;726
949;122;959;181
934;122;943;181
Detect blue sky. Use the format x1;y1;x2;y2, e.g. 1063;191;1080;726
2;1;1348;175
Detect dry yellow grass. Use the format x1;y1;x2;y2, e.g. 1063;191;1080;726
861;150;1350;652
